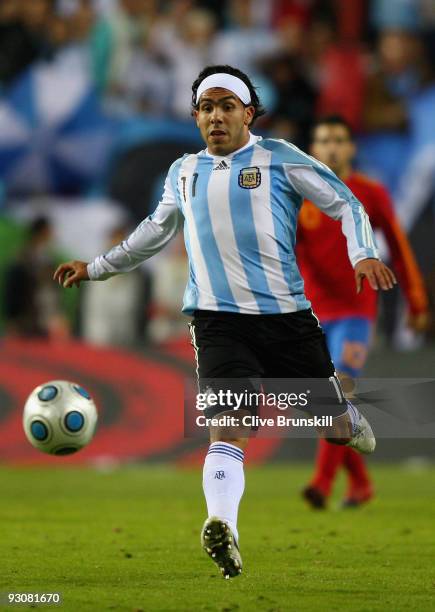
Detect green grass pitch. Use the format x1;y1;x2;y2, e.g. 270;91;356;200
1;464;434;612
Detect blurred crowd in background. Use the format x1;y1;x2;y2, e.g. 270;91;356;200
0;0;434;352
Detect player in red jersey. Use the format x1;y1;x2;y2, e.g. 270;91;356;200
297;116;429;508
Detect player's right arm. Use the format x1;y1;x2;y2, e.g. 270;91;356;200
54;173;183;289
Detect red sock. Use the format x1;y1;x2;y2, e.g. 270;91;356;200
311;438;346;497
343;446;372;496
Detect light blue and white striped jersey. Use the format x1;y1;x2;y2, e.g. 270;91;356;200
88;134;379;315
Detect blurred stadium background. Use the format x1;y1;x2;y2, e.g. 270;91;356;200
0;0;434;466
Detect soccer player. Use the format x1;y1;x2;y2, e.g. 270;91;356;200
54;65;397;579
297;115;429;509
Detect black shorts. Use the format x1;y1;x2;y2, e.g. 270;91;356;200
188;309;345;418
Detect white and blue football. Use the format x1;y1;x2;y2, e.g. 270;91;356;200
23;380;98;455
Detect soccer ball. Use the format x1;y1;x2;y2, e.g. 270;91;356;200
23;380;98;455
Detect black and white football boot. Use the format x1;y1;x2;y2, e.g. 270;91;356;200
201;517;242;579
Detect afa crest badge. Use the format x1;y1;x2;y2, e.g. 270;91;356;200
238;166;261;189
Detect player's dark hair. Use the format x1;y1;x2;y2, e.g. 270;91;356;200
191;65;266;125
310;115;354;142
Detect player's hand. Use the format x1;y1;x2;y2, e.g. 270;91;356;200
355;258;397;294
407;311;431;333
53;260;89;289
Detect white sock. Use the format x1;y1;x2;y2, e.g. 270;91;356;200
203;442;245;542
346;400;361;434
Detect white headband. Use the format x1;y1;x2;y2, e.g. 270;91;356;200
196;73;251;105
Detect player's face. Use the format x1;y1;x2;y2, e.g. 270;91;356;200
194;87;255;155
310;124;355;176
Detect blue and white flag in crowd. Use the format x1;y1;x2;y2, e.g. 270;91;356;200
0;54;117;195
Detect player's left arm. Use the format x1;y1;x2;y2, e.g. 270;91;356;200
285;162;396;293
369;184;429;330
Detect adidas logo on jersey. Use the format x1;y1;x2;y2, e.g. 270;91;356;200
213;160;229;171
